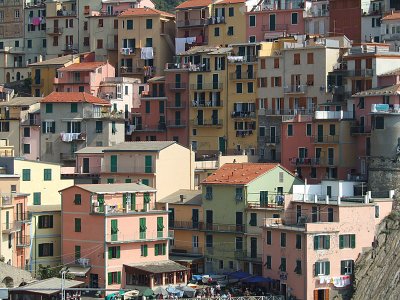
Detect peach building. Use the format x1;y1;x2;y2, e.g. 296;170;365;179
61;183;188;291
54;62;115;96
262;180;394;300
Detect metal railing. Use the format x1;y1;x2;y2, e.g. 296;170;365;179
166;120;187;127
170;246;203;255
262;108;314;116
166;102;186;109
203;223;245;233
262;135;281;144
345;69;373;77
192;119;223;126
290;157;321;166
350;126;371;135
46;27;63;35
168;82;187;90
236;130;254;137
176;19;208;27
314;135;339;143
231;111;256;118
261;24;288;31
190;83;223;90
229;72;257;80
106;230;170;243
134;124;166;131
191;100;223;108
284;85;308;93
60;153;76;161
234;250;262;262
169;220;204;230
16;235;30;247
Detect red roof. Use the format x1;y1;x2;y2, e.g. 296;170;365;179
382;11;400;21
119;7;174;18
58;62;106;72
176;0;212;9
41;92;111;105
216;0;245;4
202;163;288;185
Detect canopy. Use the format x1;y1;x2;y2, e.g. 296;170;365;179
225;271;252;280
177;285;196;298
153;287;168;296
142;288;154;297
192;275;203;281
166;286;183;296
242;276;273;283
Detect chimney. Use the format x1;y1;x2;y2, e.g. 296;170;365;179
180;195;184;202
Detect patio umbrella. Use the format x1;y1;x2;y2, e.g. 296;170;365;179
153;287;168;297
177;285;196;298
142;288;154;297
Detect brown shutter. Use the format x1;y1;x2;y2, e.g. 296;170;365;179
289;97;294;109
314;290;319;300
280;98;284;110
272;98;276;111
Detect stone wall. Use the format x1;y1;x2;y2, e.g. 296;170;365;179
0;262;33;288
368;157;400;192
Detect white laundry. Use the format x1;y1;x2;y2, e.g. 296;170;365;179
186;37;196;44
175;38;186;54
141;47;154;60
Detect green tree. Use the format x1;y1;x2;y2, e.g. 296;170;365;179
37;265;75;280
152;0;183;12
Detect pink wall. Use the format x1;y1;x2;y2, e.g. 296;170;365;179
378;74;400;87
22;125;41;161
76;153;103;174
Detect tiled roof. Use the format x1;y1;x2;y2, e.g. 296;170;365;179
103;141;176;152
75;146;109;154
125;260;189;273
379;67;400;76
382;12;400;21
176;0;212;9
203;163;285;185
58;62;106;72
119;7;174;18
353;84;400;97
159;189;202;205
61;183;156;194
29;55;75;66
0;97;42;107
40;92;111;105
216;0;246;4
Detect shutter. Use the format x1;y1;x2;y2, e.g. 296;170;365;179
108;248;112;259
131;193;136;210
51;122;56;133
272;98;276;110
351;234;356;248
280;98;284;110
49;216;53;228
325;236;330;249
214;57;218;70
339;235;344;249
221;57;225;70
50;243;54;256
42;122;46;133
314;236;319;250
324;289;329;300
157;217;163;231
289;97;294;109
116;246;120;258
154;244;159;255
108;272;113;285
340;261;345;275
314;262;319;276
162;243;166;255
117;271;121;284
110;155;117;172
123;194;127;208
314;290;318;300
144;244;148;257
326;261;330;275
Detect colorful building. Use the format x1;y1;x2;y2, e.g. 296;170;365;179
262;180;393;300
201;163;302;274
60;183;188;290
304;0;329;36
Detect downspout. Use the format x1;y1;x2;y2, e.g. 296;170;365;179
104;204;108;293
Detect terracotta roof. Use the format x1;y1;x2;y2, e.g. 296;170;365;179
29;55;75;66
119;7;174;18
216;0;246;4
379;67;400;76
382;12;400;21
40;92;111;105
203;163;287;185
58;62;106;72
176;0;212;9
353;84;400;97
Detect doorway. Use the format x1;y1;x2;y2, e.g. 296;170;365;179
314;289;329;300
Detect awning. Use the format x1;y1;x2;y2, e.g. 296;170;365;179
225;271;252;280
125;260;189;274
64;266;91;277
170;255;204;263
242;276;273;283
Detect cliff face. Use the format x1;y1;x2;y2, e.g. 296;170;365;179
352;210;400;300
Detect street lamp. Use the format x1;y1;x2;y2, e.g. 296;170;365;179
61;268;69;300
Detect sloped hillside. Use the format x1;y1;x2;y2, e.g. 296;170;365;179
352;210;400;300
153;0;183;12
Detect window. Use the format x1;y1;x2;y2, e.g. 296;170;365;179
294;53;300;65
260;59;266;69
236;83;242;93
15;9;20;19
145;38;152;47
108;271;121;285
235;237;243;250
307;53;314;64
249;213;257;226
27;40;32;48
307;74;314;86
45;103;53;113
229;7;234;17
274;58;279;68
108;246;121;259
266;230;272;245
96;121;103;133
315;261;330;276
107;178;114;184
280;232;286;247
247;82;254;93
287;124;293;136
280;257;286;272
22;127;30;138
38;243;54;257
329;124;335;136
214;27;220;36
227;26;234;36
206;235;213;248
146;18;152;29
357;97;365;109
42;121;55;133
75;218;82;232
328;207;334;222
339;234;356;249
249;15;256;27
141;244;148;257
22;169;31;181
341;260;354;275
43;39;47;48
306;124;312;136
192;236;199;248
291;12;298;24
83;37;89;46
98;18;103;27
219;260;224;269
127;20;133;30
38;215;53;229
375;205;380;218
66;190;80;206
279;172;284;183
43;169;52;181
155;243;167;256
295;260;302;275
97;39;103;49
145;101;150;113
295;234;302;249
205;186;213;200
314;235;330;250
375;116;384;129
110;155;117;173
71;103;78;113
265;255;271;269
23;144;30;154
235;187;243;200
144;155;152;173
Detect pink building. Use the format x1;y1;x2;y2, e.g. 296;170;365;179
246;0;305;42
60;183;188;291
262;181;393;300
54;62;115;96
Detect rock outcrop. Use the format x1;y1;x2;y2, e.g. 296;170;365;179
352;210;400;300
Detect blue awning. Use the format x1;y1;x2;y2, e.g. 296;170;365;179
225;271;252;280
242;276;273;283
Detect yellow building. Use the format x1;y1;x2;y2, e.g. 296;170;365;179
157;189;204;274
30;55;79;97
117;7;175;81
207;0;249;46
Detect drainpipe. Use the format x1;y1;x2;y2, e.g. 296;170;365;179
104;211;108;293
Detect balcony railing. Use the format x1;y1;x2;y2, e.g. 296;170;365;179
170;246;203;255
191;100;223;108
314;110;353;120
60;132;86;142
166;102;186;109
261;24;288;31
165;63;210;72
166;120;187;128
229;72;257;80
168;82;187;90
63;44;78;52
234;250;262;262
192;119;223;127
60;153;76;161
305;9;329;17
169;220;204;230
2;221;21;233
290;157;321;166
134;123;166;131
231;111;256;119
203;223;245;233
345;69;373;77
284;85;308;94
236;129;254;137
314;135;339;143
262;108;314;116
176;19;208;28
262;135;281;144
105;230;170;243
31;79;44;87
190;83;223;90
16;235;30;247
46;27;63;35
350;126;371;135
1;195;12;206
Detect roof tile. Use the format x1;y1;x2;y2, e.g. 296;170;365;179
176;0;212;9
40;92;111;105
58;62;106;72
119;7;174;18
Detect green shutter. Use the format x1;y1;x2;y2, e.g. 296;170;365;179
46;103;53;113
340;261;345;275
23;169;31;181
74;194;81;205
131;193;136;210
139;218;146;239
339;235;344;249
314;262;320;276
110;155;117;172
108;248;113;259
142;179;149;186
326;261;330;275
351;234;356;248
157;217;164;231
325;236;330;249
111;219;118;241
145;156;152;173
125;178;132;183
71;103;78;113
75;245;81;260
154;244;159;256
98;194;104;212
144;192;150;204
42;122;46;133
33;192;41;205
5;211;9;229
314;236;319;250
144;244;148;257
162;243;166;255
75;218;81;232
117;271;121;284
44;169;52;181
116;246;120;258
123;194;127;208
108;272;112;285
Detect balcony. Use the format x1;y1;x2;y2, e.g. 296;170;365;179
60;132;86;142
176;19;208;28
231;111;256;119
261;24;288;32
345;69;373;77
284;85;308;94
166;102;186;109
165;63;210;72
194;160;218;170
169;220;204;230
190;83;223;91
2;221;21;233
191;100;223;108
229;72;257;80
32;79;44;87
262;135;281;145
203;223;245;233
15;213;30;223
46;27;63;35
60;153;76;161
234;251;262;263
305;9;329;17
107;42;118;50
236;129;254;137
16;235;30;247
166;120;187;128
120;47;136;55
1;195;12;207
207;16;226;25
168;82;187;90
371;103;400;114
227;56;258;63
192;119;223;127
262;108;314;116
91;203;153;215
290;157;321;166
314;110;353;120
134;123;166;132
106;230;170;243
350;126;371;135
170;246;203;256
63;44;78;52
314;135;339;143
